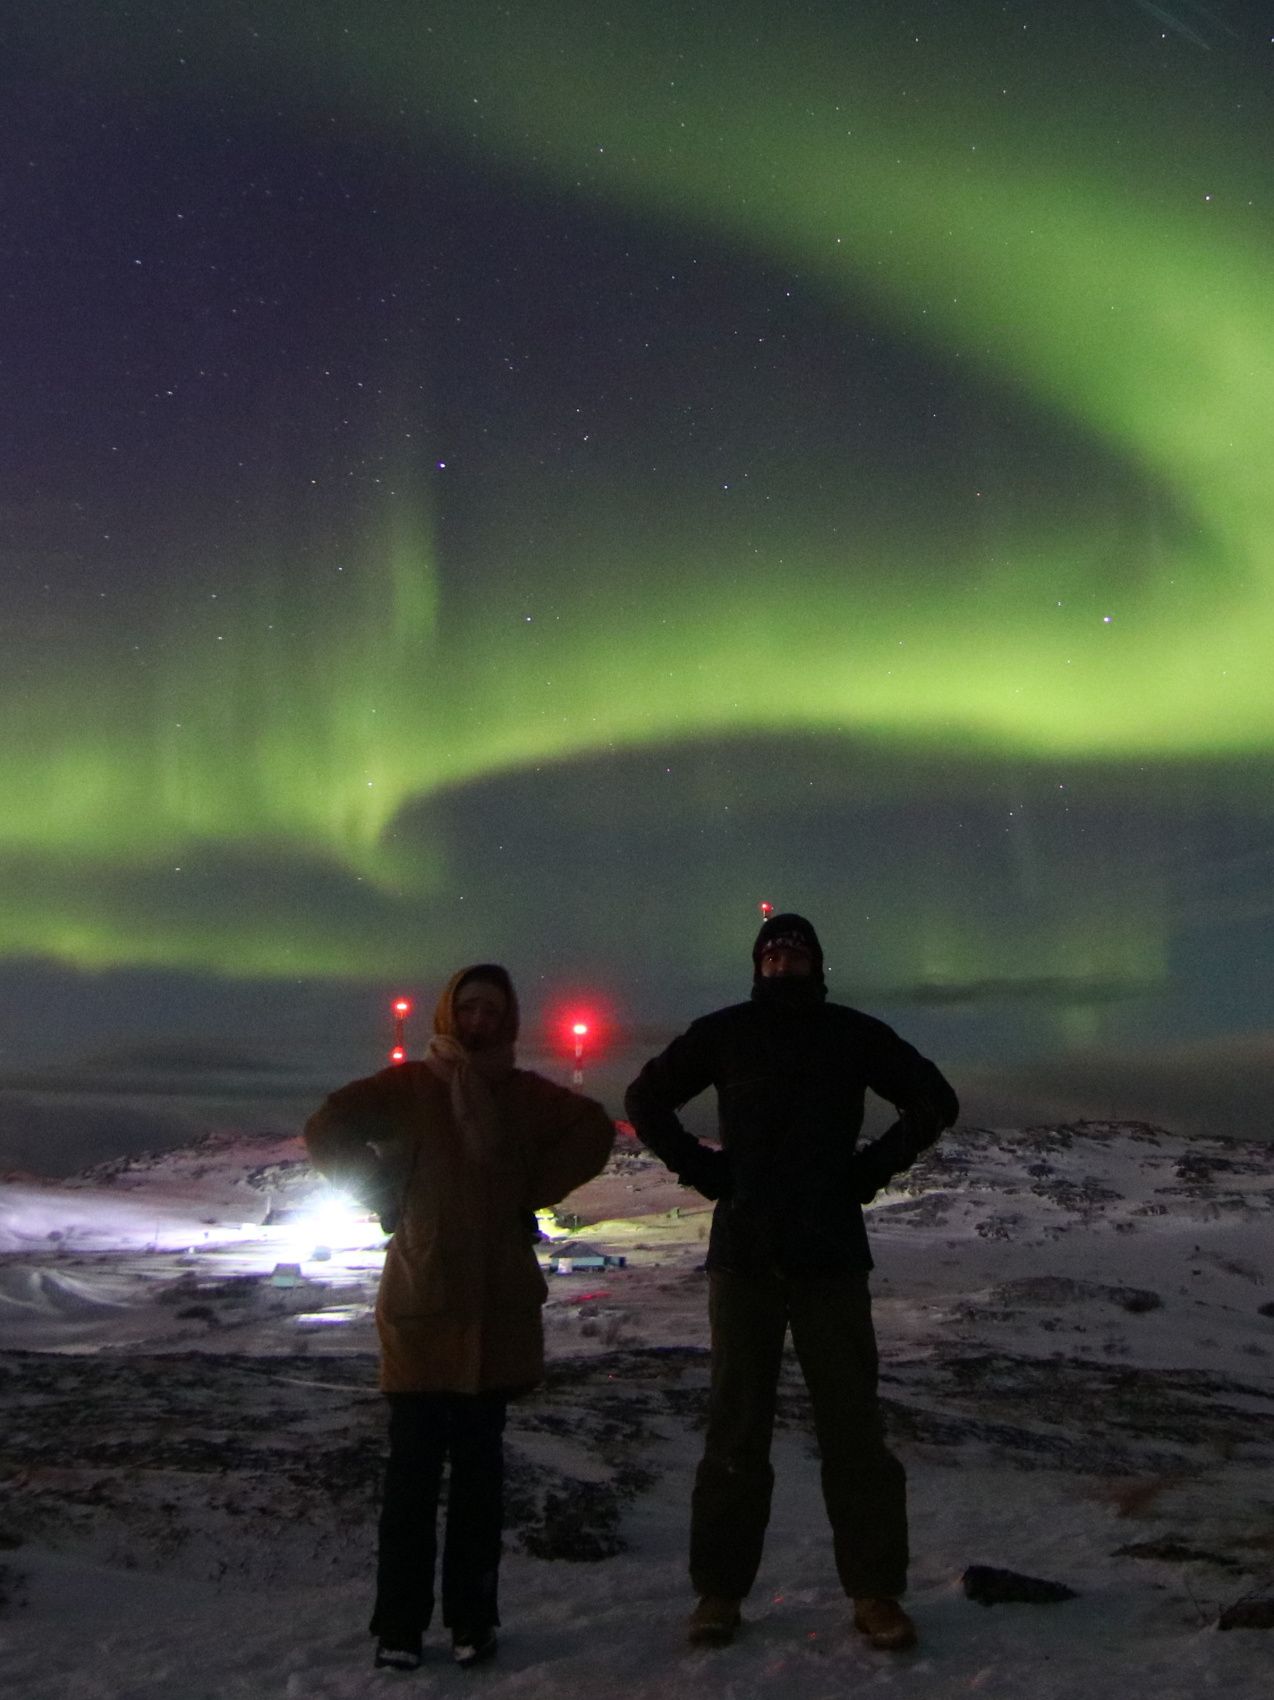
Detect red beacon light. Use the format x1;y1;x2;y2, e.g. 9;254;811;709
759;900;774;920
567;1016;593;1087
390;994;413;1064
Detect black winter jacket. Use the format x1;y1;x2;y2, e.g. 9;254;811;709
624;995;958;1276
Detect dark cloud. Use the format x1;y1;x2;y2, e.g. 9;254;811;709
0;1093;217;1179
958;1031;1274;1143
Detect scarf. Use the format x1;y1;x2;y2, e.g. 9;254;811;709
423;1032;517;1166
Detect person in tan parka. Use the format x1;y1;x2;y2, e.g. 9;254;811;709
304;963;613;1672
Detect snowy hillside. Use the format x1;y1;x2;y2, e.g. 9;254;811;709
1;1119;1272;1698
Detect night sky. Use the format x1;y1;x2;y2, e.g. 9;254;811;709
4;1;1273;1138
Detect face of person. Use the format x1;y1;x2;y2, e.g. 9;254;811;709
759;944;814;979
454;982;509;1050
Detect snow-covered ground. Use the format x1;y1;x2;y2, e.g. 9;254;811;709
1;1119;1272;1697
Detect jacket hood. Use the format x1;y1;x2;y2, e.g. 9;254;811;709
433;963;520;1045
751;911;827;993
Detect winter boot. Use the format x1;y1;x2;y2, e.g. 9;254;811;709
852;1596;917;1650
687;1595;742;1647
373;1634;423;1671
452;1625;498;1668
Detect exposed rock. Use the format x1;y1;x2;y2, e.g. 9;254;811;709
988;1276;1162;1313
0;1564;21;1614
517;1482;628;1562
1218;1598;1274;1630
962;1564;1078;1605
1119;1290;1163;1314
1113;1538;1242;1570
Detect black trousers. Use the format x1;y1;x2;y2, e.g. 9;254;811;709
690;1270;908;1602
370;1390;508;1639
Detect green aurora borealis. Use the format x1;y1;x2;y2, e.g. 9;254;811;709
3;1;1273;1106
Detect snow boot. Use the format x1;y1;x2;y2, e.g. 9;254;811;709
687;1595;742;1647
374;1635;423;1671
452;1625;498;1668
852;1596;917;1650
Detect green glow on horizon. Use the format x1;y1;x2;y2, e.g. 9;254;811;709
4;2;1273;979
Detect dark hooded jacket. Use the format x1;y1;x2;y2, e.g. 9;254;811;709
624;916;958;1276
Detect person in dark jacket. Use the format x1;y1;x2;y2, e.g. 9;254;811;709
305;964;614;1672
624;913;958;1653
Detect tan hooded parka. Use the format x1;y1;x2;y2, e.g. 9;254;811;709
304;965;614;1393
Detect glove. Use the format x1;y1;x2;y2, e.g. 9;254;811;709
900;1099;945;1153
681;1144;733;1202
362;1167;404;1236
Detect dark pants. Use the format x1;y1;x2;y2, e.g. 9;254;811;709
690;1270;908;1601
370;1391;507;1640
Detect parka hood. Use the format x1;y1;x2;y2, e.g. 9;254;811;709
751;911;828;996
433;963;520;1046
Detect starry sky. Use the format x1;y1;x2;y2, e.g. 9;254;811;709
4;0;1273;1137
